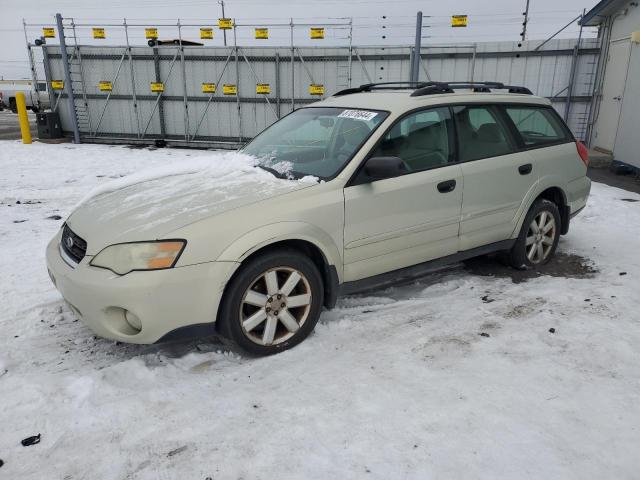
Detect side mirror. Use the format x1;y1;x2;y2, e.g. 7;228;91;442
363;156;407;181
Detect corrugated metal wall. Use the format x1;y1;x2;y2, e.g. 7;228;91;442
42;37;599;147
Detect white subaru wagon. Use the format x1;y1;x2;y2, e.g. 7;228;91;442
46;81;591;355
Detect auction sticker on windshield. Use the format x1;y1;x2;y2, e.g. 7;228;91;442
338;110;378;121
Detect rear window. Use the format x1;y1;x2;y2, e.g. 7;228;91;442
505;107;572;147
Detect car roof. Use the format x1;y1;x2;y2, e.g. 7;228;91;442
314;90;551;115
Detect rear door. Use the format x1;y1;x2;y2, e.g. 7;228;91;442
454;104;538;251
343;107;463;281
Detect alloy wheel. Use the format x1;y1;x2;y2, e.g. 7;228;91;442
525;210;556;264
239;267;312;346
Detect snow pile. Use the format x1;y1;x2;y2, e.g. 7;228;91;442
1;141;640;479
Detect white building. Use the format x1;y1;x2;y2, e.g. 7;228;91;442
583;0;640;170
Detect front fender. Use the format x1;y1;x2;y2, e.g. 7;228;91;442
216;221;344;283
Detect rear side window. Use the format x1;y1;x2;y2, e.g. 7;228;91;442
453;105;516;162
504;106;572;147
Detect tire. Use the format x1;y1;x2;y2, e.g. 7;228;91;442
508;199;561;269
217;248;324;356
9;98;17;114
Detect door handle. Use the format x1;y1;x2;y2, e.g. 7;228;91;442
437;179;456;193
518;163;533;175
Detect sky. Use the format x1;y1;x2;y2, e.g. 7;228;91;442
1;0;600;79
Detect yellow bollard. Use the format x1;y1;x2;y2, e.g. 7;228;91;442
16;92;32;144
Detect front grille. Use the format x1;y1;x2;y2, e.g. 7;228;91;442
61;224;87;264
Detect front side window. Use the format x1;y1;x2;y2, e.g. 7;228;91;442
371;107;453;172
242;107;388;179
453;105;516;162
505;106;572;147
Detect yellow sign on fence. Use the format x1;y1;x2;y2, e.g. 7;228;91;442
218;18;233;30
310;27;324;39
51;80;64;90
451;15;468;27
145;28;158;39
202;83;217;93
223;84;237;95
98;81;113;92
200;28;214;39
42;27;55;38
255;28;269;39
309;84;325;95
150;82;164;93
256;83;271;94
92;28;106;39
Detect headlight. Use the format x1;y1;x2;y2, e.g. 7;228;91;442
90;240;186;275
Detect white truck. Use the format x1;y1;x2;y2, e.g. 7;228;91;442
0;80;50;113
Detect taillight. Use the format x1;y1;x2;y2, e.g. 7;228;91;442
576;141;589;167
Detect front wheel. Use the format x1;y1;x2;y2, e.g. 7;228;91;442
217;249;324;356
508;199;561;269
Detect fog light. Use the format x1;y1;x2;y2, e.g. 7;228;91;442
124;310;142;331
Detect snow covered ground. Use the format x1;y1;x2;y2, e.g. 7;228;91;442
1;141;639;479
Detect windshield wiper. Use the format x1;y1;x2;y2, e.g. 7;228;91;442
256;164;324;182
256;164;285;179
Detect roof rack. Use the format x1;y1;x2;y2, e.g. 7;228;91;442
333;81;532;97
410;81;532;96
333;81;430;96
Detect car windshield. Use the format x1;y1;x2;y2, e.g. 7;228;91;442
242;107;388;180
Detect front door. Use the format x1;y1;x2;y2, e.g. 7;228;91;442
343;107;463;281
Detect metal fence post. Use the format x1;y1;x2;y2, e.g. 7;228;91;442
565;10;585;122
124;18;141;138
411;12;423;82
348;18;353;87
55;13;80;143
290;18;295;111
233;21;242;142
275;52;281;118
178;19;190;142
152;45;166;139
470;44;477;81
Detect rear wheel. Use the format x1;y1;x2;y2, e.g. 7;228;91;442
218;249;323;356
508;199;561;269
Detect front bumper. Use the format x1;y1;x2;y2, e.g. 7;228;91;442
46;229;239;344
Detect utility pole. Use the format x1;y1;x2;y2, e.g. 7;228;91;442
219;0;227;46
520;0;530;44
411;11;423;82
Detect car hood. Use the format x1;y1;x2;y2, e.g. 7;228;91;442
66;154;318;254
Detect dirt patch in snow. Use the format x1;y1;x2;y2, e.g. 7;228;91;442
463;252;597;283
